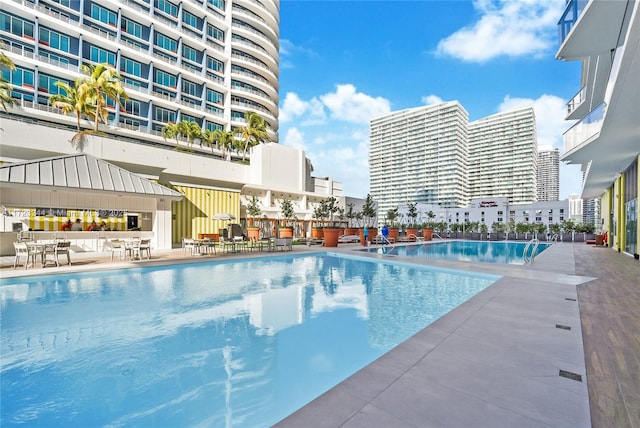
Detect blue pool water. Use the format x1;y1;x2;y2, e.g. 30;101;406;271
368;240;551;264
0;254;499;427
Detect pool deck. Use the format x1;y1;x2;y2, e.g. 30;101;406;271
1;241;638;427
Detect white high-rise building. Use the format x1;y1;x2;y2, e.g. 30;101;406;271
369;102;470;219
0;0;280;141
370;103;538;222
468;106;538;204
537;148;560;201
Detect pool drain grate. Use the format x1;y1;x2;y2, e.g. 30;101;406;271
565;297;577;301
555;324;571;330
559;369;582;382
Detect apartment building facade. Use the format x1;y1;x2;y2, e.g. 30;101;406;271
468;106;538;204
369;102;470;219
0;0;353;246
557;0;639;259
537;147;559;201
370;103;538;224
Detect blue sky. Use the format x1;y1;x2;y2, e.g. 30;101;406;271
277;0;583;200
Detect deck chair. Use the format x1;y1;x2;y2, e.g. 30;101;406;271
43;241;71;267
182;238;196;256
139;239;151;259
107;239;127;261
13;242;30;269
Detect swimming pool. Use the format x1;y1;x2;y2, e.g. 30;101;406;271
0;253;499;427
368;240;551;264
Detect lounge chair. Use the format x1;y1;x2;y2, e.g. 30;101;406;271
338;234;360;243
13;242;31;269
43;241;71;266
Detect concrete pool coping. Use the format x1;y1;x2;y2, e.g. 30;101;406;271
0;241;614;426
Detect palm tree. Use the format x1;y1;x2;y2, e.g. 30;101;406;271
236;111;268;161
213;129;237;160
0;42;16;112
162;122;180;147
177;119;202;149
80;63;128;131
49;79;97;148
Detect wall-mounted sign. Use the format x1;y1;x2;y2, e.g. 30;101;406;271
98;210;124;218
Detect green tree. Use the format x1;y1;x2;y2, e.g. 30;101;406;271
386;207;399;228
213;129;238;160
49;80;98;148
236;111;268;161
407;202;418;227
279;198;295;226
162;122;180;147
80;63;128;132
361;194;377;227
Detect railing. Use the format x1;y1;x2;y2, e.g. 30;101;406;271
523;238;540;264
566;86;586;116
563;102;606;153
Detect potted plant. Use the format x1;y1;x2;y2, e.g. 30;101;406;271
246;195;262;241
344;202;359;236
561;220;576;242
312;204;325;239
359;194;378;245
489;221;506;240
321;196;342;247
507;218;517;240
278;198;295;238
534;223;548;241
386;207;400;242
405;202;419;241
480;222;488;240
422;210;436;241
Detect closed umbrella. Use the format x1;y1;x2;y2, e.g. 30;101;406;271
212;213;236;221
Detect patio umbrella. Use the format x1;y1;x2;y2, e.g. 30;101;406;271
212;213;236;221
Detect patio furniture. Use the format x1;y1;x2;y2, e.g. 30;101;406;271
13;242;31;269
139;239;151;259
274;238;292;251
182;238;196;256
43;241;71;267
107;239;127;261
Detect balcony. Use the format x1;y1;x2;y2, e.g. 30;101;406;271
566;85;586;118
562;102;605;155
557;0;588;46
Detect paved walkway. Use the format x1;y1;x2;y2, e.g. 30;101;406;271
1;242;638;427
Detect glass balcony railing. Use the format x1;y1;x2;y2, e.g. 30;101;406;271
563;102;606;154
558;0;588;45
566;86;586;116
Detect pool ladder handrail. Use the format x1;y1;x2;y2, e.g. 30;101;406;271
432;232;443;239
380;235;395;249
550;233;559;243
523;238;540;264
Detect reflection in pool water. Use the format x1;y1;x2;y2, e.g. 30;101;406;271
1;254;498;427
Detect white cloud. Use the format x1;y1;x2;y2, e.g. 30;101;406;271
282;127;307;152
422;94;444;106
436;0;564;63
279;92;327;124
320;84;391;124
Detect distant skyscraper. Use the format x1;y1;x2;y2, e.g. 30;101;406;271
468;106;538;204
568;193;584;222
369;102;470;219
537;148;560;201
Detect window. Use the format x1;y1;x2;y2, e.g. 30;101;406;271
121;17;142;38
206;88;222;104
207;0;225;10
182;79;197;96
91;4;117;26
6;66;34;87
38;73;65;94
206;121;223;132
206;105;222;115
497;211;503;216
120;57;141;76
1;12;35;39
154;69;176;88
39;27;70;52
182;10;198;28
122;99;141;115
154;106;175;123
206;56;224;72
90;46;116;66
157;0;178;17
51;0;72;7
156;33;177;52
123;77;141;88
207;24;224;41
182;44;197;62
559;209;565;214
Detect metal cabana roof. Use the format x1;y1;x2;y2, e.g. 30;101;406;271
0;154;183;200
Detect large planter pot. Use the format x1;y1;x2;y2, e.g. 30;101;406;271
278;227;293;238
247;227;260;241
345;228;358;236
312;227;324;239
422;228;433;241
323;227;341;247
388;228;399;242
358;228;378;245
406;228;419;241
